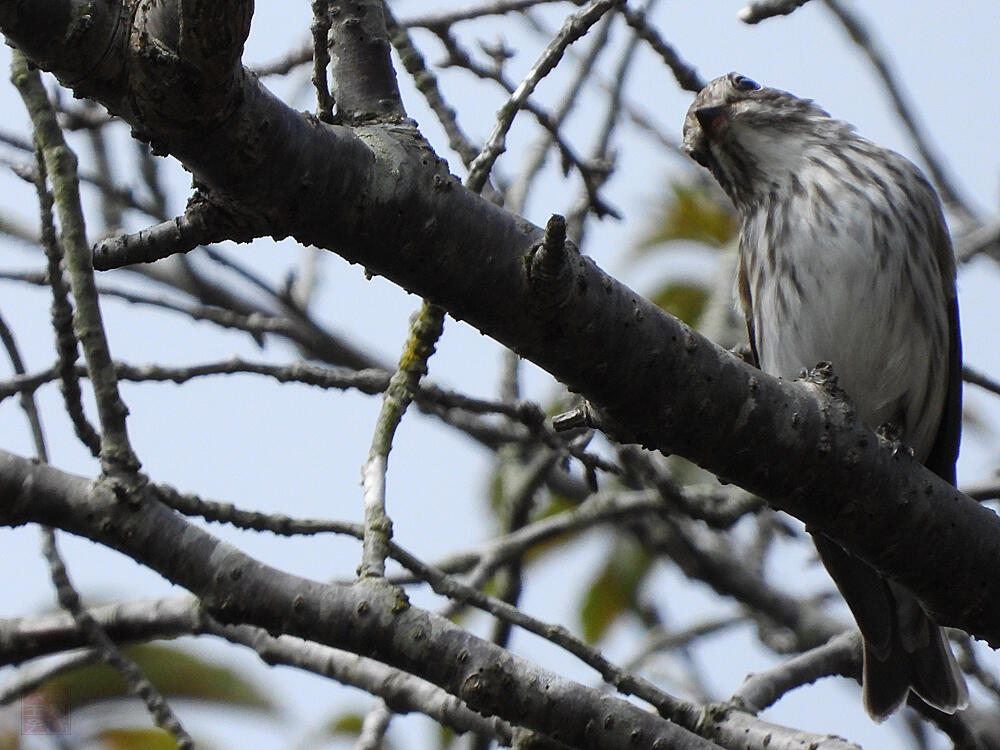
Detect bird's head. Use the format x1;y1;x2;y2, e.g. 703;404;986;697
682;73;843;204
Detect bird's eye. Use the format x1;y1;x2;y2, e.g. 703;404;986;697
730;74;760;92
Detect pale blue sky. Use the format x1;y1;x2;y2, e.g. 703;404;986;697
1;1;998;747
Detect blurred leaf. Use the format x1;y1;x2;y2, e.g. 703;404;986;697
487;465;505;520
649;282;710;327
634;182;737;254
329;712;364;734
42;643;274;713
579;537;652;643
518;492;580;564
534;491;575;521
327;711;395;750
98;728;183;750
437;724;456;750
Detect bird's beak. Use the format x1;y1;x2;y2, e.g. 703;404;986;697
694;106;728;137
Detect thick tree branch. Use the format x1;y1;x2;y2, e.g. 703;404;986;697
0;450;721;750
0;595;517;743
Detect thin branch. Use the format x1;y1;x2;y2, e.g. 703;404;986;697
360;301;446;578
355;701;393;750
955;219;1000;263
0;151;165;219
822;0;977;225
39;530;196;748
435;29;615;214
465;0;623;193
383;8;484;176
310;0;335;122
91;199;260;271
0;311;48;461
738;0;814;24
506;7;615;214
31;142;101;458
732;630;858;712
404;0;585;29
620;4;703;93
12;52;139;473
964;364;1000;398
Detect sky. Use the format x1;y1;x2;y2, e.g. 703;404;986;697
1;1;999;748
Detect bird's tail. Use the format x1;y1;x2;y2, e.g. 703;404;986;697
862;600;968;721
812;533;968;721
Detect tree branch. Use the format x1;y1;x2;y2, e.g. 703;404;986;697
0;450;722;750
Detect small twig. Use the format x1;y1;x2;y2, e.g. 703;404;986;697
436;30;615;214
506;9;615;214
955;634;1000;703
738;0;814;24
620;4;703;93
355;701;393;750
403;0;585;29
360;301;446;578
955;219;1000;263
386;535;701;727
1;151;165;219
465;0;623;194
384;8;484;174
310;0;335;122
479;449;561;650
566;0;667;241
963;363;1000;398
84;101;125;233
92;200;259;271
822;0;976;225
0;650;104;705
0;309;48;461
31;142;101;457
13;52;140;473
135;140;169;219
733;631;859;712
151;479;698;725
39;530;196;748
623;615;744;673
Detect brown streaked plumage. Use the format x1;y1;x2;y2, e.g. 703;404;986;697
683;72;966;721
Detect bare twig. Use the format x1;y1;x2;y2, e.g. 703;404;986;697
404;0;585;29
13;52;139;473
31;142;101;457
620;3;703;93
822;0;977;225
310;0;335;121
465;0;623;193
39;531;196;748
732;630;859;712
738;0;814;24
360;301;446;578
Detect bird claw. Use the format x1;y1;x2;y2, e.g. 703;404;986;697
876;422;914;457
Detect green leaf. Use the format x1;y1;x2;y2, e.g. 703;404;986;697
329;713;364;734
648;282;710;326
326;711;395;750
579;537;653;643
634;182;737;253
97;728;183;750
41;643;274;712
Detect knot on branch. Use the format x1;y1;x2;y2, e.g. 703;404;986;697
525;214;579;311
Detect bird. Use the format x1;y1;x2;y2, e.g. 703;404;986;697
681;72;968;721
